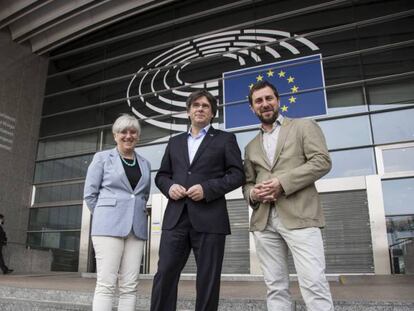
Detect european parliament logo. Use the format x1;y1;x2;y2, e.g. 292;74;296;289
223;54;327;130
127;29;324;133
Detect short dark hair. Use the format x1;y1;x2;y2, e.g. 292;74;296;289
0;214;4;219
248;81;279;106
186;90;218;121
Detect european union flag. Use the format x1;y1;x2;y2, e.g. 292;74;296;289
223;54;327;130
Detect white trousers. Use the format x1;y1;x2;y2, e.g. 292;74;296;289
92;234;145;311
253;208;334;311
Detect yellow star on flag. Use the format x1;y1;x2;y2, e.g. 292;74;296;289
267;69;274;77
249;83;254;90
287;76;295;83
281;105;288;112
278;70;286;78
256;74;263;81
288;96;296;103
291;85;299;93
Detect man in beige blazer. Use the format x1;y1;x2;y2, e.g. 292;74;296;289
243;81;334;311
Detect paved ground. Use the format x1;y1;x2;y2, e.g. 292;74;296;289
0;273;413;302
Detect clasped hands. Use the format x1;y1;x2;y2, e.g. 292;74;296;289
169;184;204;201
250;177;283;204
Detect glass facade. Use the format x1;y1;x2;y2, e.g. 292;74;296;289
382;146;414;174
31;0;414;272
383;178;414;274
34;182;85;204
27;205;82;271
324;148;376;179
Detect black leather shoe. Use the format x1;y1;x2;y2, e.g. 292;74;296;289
3;269;13;274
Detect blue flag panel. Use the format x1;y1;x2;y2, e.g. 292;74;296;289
223;54;327;130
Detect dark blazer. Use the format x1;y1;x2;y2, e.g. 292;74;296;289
155;127;245;235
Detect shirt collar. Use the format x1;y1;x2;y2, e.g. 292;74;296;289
188;124;211;137
260;114;284;133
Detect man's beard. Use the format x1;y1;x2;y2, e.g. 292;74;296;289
257;109;279;125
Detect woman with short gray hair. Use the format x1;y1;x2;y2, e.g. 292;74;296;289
84;113;151;311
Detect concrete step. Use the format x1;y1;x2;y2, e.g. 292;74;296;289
0;286;92;311
296;301;414;311
0;286;92;305
0;297;90;311
1;285;414;311
1;274;414;311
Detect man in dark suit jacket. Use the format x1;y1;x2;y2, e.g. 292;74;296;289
0;214;13;274
150;90;245;311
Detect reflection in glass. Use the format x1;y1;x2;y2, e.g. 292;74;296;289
37;132;98;160
35;182;84;204
42;89;102;115
27;231;80;251
387;215;414;245
382;178;414;216
235;130;259;159
34;154;93;183
386;215;414;274
40;109;102;137
363;46;414;82
324;148;375;179
369;79;414;111
27;204;81;272
323;56;362;85
136;144;167;171
28;205;82;231
382;147;414;174
325;87;367;116
102;128;116;150
318;115;372;150
27;231;80;271
371;108;414;144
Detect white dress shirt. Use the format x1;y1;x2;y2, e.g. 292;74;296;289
261;115;284;165
187;124;210;164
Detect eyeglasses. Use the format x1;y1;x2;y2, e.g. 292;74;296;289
118;129;138;136
190;102;211;110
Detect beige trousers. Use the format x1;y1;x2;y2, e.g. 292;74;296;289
253;208;334;311
92;234;145;311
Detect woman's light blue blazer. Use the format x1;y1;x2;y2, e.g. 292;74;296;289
84;147;151;240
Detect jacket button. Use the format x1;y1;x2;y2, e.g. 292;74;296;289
188;171;191;175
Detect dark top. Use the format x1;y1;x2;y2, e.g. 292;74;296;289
120;156;142;189
0;225;7;246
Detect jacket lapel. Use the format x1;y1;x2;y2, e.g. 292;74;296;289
255;132;272;169
271;118;293;169
133;152;148;193
110;148;133;192
180;132;191;167
189;126;216;167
